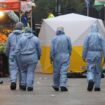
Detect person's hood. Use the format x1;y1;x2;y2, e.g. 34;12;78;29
56;30;65;36
15;22;23;30
25;27;32;33
12;30;22;35
24;27;34;38
24;33;34;38
88;21;102;39
56;27;65;36
90;21;98;33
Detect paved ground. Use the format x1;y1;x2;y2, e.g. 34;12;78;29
0;75;105;105
0;64;105;105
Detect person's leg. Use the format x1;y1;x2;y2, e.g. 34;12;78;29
60;62;69;92
18;70;22;89
16;56;22;89
20;65;27;91
94;59;102;91
52;61;60;91
87;60;95;91
26;63;37;91
9;58;18;90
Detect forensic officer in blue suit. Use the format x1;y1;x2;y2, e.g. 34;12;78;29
82;21;105;92
6;22;23;90
50;27;72;92
15;27;41;91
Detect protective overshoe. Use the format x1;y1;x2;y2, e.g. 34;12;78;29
60;86;68;92
10;82;16;90
94;87;101;91
20;85;26;91
87;80;94;92
52;86;59;91
27;87;33;91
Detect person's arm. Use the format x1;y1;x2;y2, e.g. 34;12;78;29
5;37;10;57
67;37;72;56
82;36;89;61
15;39;21;57
15;39;22;67
50;40;55;64
36;39;41;60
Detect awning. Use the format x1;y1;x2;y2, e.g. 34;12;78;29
0;0;20;11
94;0;105;11
96;0;105;2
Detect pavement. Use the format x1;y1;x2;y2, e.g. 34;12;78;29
0;64;105;105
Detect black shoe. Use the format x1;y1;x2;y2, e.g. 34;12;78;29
52;86;59;91
20;85;26;91
94;87;101;91
60;86;68;92
27;87;33;91
87;80;94;92
0;81;3;84
10;82;16;90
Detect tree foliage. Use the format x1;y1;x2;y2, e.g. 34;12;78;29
33;0;85;23
61;0;84;13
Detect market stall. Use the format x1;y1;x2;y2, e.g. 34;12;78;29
0;0;20;77
0;0;36;77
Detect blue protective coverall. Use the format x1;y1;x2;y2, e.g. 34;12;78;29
82;22;105;88
50;29;72;88
15;27;41;88
6;30;23;83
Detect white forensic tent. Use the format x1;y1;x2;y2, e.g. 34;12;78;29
39;13;105;73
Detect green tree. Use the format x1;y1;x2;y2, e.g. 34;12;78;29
34;0;56;23
61;0;84;13
33;0;84;23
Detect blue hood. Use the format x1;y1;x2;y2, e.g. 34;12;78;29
90;21;98;33
24;27;34;38
56;29;65;36
24;33;34;38
15;22;23;30
25;27;32;33
12;30;22;35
